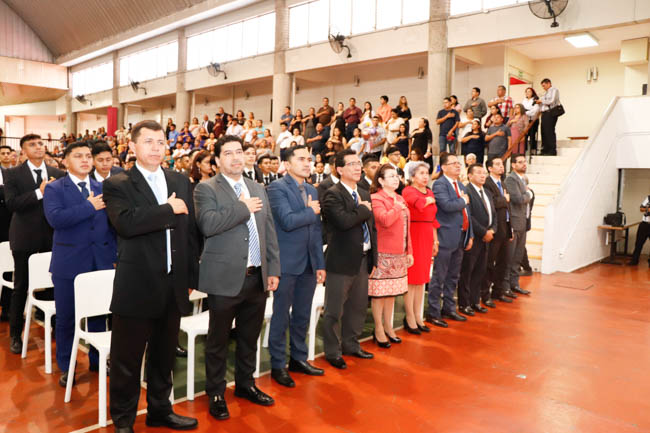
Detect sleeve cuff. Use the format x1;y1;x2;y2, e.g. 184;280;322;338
35;189;43;200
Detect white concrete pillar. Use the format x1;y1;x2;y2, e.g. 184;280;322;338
112;51;125;129
426;0;451;155
175;28;191;126
272;0;292;139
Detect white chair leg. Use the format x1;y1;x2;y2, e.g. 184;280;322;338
262;319;270;348
169;370;174;404
21;301;32;359
254;334;261;378
44;311;53;374
98;350;108;427
64;333;79;402
186;332;195;401
420;288;426;321
307;306;318;361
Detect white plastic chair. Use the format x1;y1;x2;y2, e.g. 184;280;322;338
258;293;274;358
64;269;114;427
189;290;207;315
179;310;209;400
0;241;14;290
21;252;55;374
307;283;326;361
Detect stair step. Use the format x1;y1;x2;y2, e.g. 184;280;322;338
527;230;544;242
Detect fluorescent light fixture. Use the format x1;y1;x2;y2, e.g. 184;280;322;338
564;33;599;48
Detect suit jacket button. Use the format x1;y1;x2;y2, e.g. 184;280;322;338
244;237;248;241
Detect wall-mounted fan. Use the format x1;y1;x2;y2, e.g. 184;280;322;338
130;80;147;95
529;0;568;28
75;94;92;106
328;33;352;58
207;62;227;79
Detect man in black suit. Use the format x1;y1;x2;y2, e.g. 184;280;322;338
215;107;229;128
90;141;124;182
103;120;199;433
316;157;339;200
384;146;406;194
0;147;13;321
357;153;379;192
321;149;378;370
258;154;278;186
4;134;64;354
458;164;497;316
309;160;326;187
242;143;263;183
484;157;515;303
202;114;215;135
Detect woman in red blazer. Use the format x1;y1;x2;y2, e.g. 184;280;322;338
369;164;413;348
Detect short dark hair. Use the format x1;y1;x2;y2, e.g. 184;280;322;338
439;151;455;166
473;87;481;94
370;164;397;194
467;163;484;176
541;78;551;85
131;120;163;143
512;153;526;163
443;97;451;103
486;157;502;169
361;153;379;166
268;155;279;162
257;154;271;165
63;141;91;158
497;85;506;91
334;149;357;171
126;156;137;163
386;145;400;155
284;145;309;161
315;160;325;167
242;142;256;153
215;134;243;157
380;95;388;102
20;134;41;147
0;145;11;152
349;97;356;102
327;156;336;166
91;141;112;157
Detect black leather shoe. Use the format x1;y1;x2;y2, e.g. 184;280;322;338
59;372;75;388
511;286;531;295
10;337;21;354
472;304;488;313
504;290;518;299
442;311;467;322
325;356;347;369
458;306;475;316
494;295;513;303
208;395;229;420
145;412;198;430
343;348;374;359
483;299;496;308
387;334;402;344
417;323;431;333
175;345;188;358
289;359;324;376
402;317;421;335
0;314;8;322
518;268;533;276
626;261;639;266
372;330;391;348
234;385;275;406
425;316;448;328
271;368;295;388
114;427;134;433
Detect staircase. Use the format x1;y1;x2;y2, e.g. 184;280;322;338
525;140;586;271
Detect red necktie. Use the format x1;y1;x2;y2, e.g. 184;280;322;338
453;181;469;231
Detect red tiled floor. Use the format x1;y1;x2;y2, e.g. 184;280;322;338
1;262;650;432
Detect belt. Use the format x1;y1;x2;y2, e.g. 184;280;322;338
246;266;261;276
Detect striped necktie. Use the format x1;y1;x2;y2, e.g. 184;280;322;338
233;182;261;267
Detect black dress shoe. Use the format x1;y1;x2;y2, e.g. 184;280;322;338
518;268;533;276
472;304;488;313
59;372;75;388
402;317;421;335
208;395;229;420
372;330;391;348
9;337;21;354
145;412;198;430
175;345;188;358
114;427;134;433
386;334;402;344
0;314;9;322
626;261;639;266
343;348;374;359
483;299;496;308
504;290;518;299
234;385;275;406
425;316;448;328
442;311;467;322
511;286;531;295
325;356;347;369
416;323;431;333
271;368;295;388
458;306;475;316
288;358;324;376
494;295;513;303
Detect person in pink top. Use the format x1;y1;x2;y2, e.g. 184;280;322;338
377;95;393;124
368;164;413;348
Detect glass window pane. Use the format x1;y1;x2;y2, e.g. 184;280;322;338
242;18;258;57
450;0;481;15
156;47;167;78
308;0;329;43
330;0;351;36
377;0;400;29
187;36;199;70
352;0;375;34
213;27;227;63
484;0;517;8
402;0;429;24
167;42;178;72
120;57;128;86
289;4;309;47
258;13;275;53
226;22;243;61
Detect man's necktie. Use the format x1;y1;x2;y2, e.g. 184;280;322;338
453;180;469;231
78;181;89;199
34;169;43;186
233;183;261;266
351;190;370;245
147;173;171;273
497;180;510;222
479;188;491;225
298;184;307;206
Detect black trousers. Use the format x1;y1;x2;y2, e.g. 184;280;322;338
458;238;488;307
526;118;539;151
485;235;510;299
205;269;266;397
631;221;650;262
541;111;558;155
109;276;180;428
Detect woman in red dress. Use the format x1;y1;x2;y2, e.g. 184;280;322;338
402;162;440;334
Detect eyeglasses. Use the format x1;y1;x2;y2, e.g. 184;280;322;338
344;161;362;167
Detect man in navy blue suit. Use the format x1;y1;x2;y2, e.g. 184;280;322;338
426;153;474;328
43;141;117;387
266;145;326;387
90;140;124;182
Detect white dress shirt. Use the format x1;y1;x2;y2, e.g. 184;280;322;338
222;174;261;267
276;131;293;149
471;182;492;226
27;160;48;200
340;181;371;251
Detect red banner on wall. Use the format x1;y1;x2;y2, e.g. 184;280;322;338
107;107;117;137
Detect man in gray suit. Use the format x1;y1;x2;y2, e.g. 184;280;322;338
503;154;532;296
194;134;281;422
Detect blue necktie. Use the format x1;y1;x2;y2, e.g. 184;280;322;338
233;182;262;267
497;180;510;222
352;190;370;245
78;181;89;199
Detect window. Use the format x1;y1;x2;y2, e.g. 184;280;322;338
288;0;430;48
72;61;113;96
119;42;178;86
186;12;276;71
450;0;525;16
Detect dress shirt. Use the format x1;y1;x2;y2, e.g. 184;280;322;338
0;167;3;185
444;174;468;204
522;97;540;118
136;162;172;273
68;173;91;195
222;174;261;267
244;167;257;181
27;160;48;200
313;172;325;183
641;196;650;223
540;87;560;112
471;182;492;226
276;131;293;149
339;181;371;251
514;171;532;218
94;171;110;183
